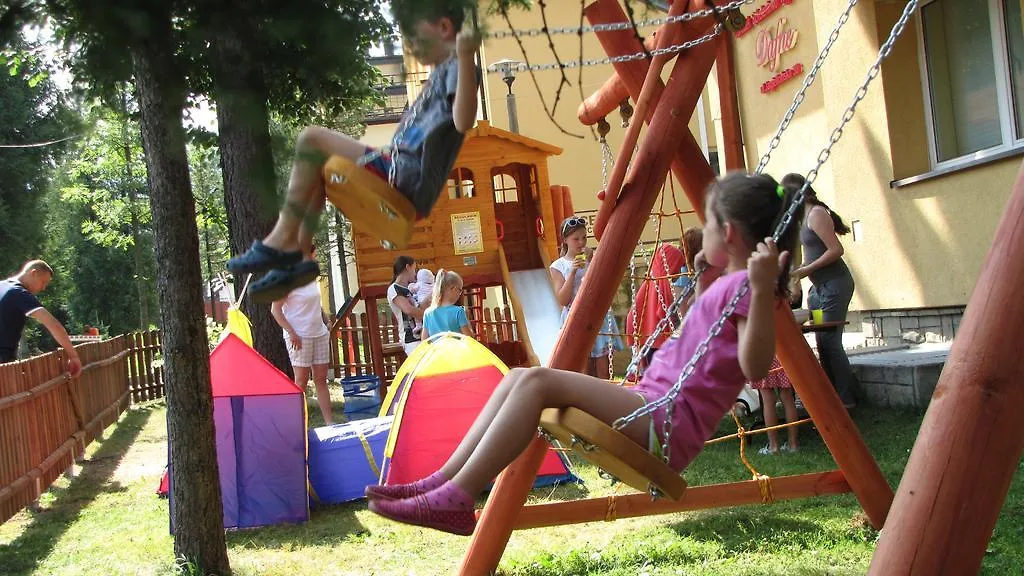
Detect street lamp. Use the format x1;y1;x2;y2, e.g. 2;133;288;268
488;59;524;134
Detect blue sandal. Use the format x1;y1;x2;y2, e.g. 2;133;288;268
249;261;320;303
227;240;303;276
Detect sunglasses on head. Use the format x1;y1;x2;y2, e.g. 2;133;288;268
562;217;587;236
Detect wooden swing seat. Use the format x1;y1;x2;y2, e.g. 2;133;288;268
323;155;416;250
539;407;688;501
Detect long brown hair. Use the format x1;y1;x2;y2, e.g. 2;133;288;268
781;173;851;235
706;172;804;296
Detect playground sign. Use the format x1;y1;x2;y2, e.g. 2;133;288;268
451;211;485;255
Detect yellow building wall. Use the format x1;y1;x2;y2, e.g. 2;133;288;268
732;0;1018;312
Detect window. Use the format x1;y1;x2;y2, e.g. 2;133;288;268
492;172;519;203
447;167;475;199
920;0;1024;165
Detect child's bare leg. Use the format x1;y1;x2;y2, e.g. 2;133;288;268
297;179;328;257
451;367;649;496
780;388;799;449
760;388;780;451
437;368;530;479
265;126;363;251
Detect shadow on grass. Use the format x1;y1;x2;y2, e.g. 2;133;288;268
225;499;369;550
0;405;155;576
667;508;872;554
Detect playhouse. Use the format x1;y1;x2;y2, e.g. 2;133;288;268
343;120;577;381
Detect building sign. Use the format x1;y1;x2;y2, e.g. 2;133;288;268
736;0;795;38
738;0;804;95
756;18;799;71
755;17;804;94
452;211;485;255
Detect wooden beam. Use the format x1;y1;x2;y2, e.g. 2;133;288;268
587;0;717;238
868;161;1024;574
363;296;388;399
505;471;850;530
774;306;893;529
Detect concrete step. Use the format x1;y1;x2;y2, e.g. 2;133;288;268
848;343;950;409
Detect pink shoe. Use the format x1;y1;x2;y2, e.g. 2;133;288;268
365;471;447;502
365;483;425;501
368;487;477;536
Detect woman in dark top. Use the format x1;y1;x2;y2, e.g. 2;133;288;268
784;173;857;409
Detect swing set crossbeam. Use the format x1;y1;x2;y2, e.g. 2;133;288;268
500;470;851;530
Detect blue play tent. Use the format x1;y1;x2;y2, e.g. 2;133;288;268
168;334;309;531
307;416;393;505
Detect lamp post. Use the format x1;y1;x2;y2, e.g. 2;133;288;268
489;59;524;134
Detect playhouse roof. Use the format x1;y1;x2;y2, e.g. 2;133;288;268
210;334;304;398
466;120;563;156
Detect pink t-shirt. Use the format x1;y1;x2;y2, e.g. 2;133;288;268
632;270;751;472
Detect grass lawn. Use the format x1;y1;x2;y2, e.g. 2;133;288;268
2;393;1023;576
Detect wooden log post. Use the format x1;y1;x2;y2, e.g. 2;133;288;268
458;7;719;574
364;298;388;397
867;163;1024;574
587;0;718;237
715;35;746;171
774;306;893;528
592;0;692;238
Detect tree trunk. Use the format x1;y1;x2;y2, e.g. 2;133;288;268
210;3;292;377
130;8;230;575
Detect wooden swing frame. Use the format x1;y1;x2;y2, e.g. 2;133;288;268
458;2;894;574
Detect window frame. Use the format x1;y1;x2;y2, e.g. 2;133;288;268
917;0;1024;170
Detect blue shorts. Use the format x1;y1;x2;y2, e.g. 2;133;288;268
363;146;394;182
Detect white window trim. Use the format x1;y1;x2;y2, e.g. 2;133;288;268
917;0;1024;172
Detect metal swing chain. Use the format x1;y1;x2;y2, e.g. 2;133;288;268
488;24;725;74
485;0;753;40
614;0;921;468
754;0;861;175
622;0;873;375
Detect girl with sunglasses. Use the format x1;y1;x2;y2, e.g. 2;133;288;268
549;216;623;379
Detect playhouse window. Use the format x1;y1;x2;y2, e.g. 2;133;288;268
447;167;475;199
492;172;519;203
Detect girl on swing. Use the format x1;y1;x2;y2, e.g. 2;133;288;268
368;172;804;536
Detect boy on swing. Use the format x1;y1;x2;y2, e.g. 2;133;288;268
228;0;481;302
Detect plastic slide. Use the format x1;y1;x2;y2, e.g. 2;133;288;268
499;249;563;367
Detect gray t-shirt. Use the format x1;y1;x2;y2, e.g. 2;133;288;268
391;56;470;215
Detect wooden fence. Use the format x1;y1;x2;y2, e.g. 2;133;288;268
329;305;528;383
0;330;163;525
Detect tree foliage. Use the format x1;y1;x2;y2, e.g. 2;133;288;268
0;36;77;276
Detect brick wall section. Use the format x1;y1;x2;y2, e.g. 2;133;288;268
860;306;964;347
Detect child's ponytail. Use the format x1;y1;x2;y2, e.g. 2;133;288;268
772;177;805;296
430;269;464;310
430;269;448;310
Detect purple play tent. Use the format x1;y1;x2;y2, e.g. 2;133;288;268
168;334;309;531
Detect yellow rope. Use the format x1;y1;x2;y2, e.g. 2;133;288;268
730;409;775;504
604;494;618;522
704;417;813;446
